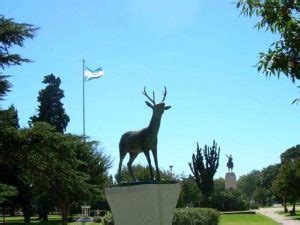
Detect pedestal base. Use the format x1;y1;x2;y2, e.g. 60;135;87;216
105;183;181;225
225;172;237;190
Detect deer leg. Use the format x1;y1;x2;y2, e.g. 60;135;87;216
128;152;138;181
117;151;126;182
152;147;161;180
144;150;154;180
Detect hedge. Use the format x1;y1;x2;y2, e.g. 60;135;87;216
172;208;219;225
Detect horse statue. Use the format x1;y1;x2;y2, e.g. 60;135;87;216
226;154;233;172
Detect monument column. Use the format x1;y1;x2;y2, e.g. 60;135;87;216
225;154;237;190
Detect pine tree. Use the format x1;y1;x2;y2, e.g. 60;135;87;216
0;105;19;129
189;141;220;206
30;74;70;133
0;15;37;100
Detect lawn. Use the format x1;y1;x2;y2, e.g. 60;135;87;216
219;213;279;225
1;215;102;225
2;213;279;225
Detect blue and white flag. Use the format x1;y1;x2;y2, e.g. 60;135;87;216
84;66;104;81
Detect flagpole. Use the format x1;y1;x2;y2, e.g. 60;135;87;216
82;59;86;139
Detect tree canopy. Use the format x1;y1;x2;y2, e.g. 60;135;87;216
236;1;299;81
30;74;70;133
189;141;220;206
0;15;38;100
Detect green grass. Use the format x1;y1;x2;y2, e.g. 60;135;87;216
219;213;279;225
3;213;280;225
278;210;300;220
1;215;102;225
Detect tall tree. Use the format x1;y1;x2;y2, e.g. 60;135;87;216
272;145;300;214
0;15;37;100
177;175;202;208
30;74;70;133
0;75;11;101
189;141;220;206
23;122;111;225
0;15;37;224
281;145;300;162
272;160;300;214
0;105;19;129
236;1;299;81
238;170;261;208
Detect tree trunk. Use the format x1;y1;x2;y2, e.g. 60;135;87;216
2;205;5;225
283;197;288;213
60;201;69;225
38;202;49;221
291;201;296;216
22;203;31;224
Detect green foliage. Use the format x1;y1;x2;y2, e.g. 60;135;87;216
116;164;173;182
211;189;248;211
238;170;261;203
0;104;19;128
172;208;219;225
236;1;300;81
0;15;37;102
272;159;300;207
272;145;300;213
0;74;11;101
0;122;111;225
253;187;271;207
281;145;300;162
30;74;70;133
177;176;202;207
189;141;220;205
0;183;18;203
24;122;110;204
260;164;281;190
0;15;37;69
93;216;103;223
209;178;248;211
102;212;114;225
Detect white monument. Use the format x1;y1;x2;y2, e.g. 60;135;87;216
105;183;180;225
77;205;93;222
225;172;237;190
225;154;237;190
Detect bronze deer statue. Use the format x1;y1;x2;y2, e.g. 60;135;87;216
117;86;171;182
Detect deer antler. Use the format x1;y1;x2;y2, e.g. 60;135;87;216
161;86;167;102
142;86;155;105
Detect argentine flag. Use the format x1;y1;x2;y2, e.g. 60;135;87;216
84;66;104;81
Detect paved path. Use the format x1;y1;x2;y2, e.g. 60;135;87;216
257;207;300;225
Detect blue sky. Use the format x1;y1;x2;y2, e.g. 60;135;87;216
2;0;299;179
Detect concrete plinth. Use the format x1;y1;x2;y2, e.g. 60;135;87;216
225;172;237;190
105;182;181;225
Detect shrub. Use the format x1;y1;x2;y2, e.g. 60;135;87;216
102;212;114;225
250;204;259;209
210;190;248;211
172;208;219;225
93;216;102;223
99;210;108;217
67;215;81;222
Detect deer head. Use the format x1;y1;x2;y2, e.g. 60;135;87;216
142;86;171;115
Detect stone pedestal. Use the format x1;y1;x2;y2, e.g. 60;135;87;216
225;172;237;190
105;183;181;225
